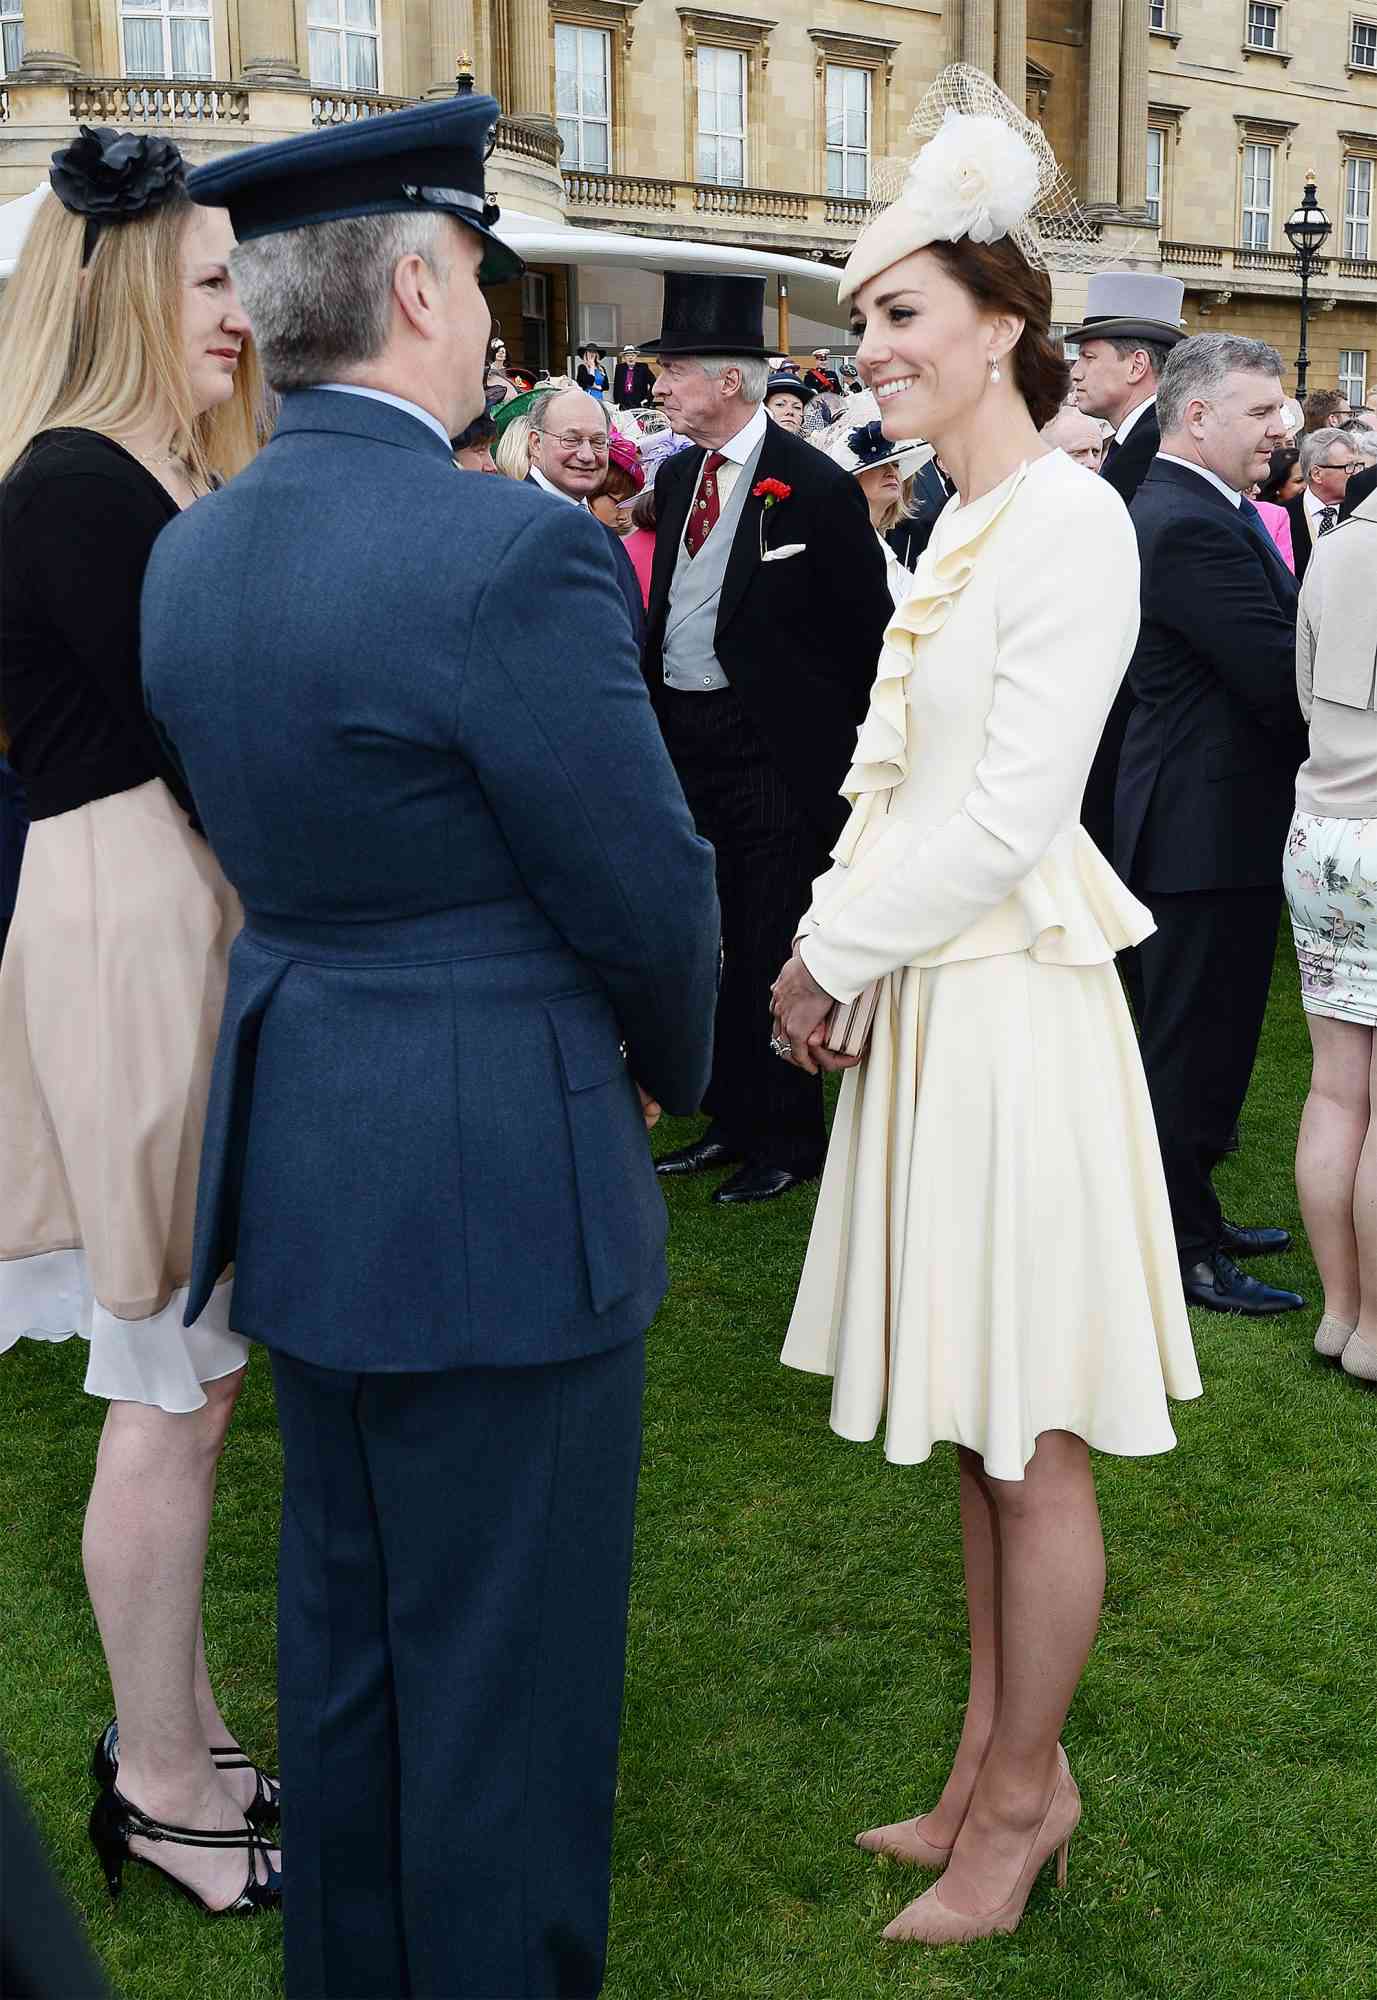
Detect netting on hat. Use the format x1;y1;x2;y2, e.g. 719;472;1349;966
868;65;1112;276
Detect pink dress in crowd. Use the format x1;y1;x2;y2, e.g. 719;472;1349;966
622;528;656;608
1252;499;1296;574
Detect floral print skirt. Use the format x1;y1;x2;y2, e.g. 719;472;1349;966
1284;810;1377;1023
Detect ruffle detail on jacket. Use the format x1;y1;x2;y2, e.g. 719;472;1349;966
834;462;1031;867
904;824;1157;970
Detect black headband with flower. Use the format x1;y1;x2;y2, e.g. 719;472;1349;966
50;125;187;265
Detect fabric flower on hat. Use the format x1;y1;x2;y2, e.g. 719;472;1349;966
900;108;1040;248
49;125;185;220
606;429;645;492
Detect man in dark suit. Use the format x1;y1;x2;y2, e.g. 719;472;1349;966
1341;455;1377;520
641;273;892;1203
612;344;653;410
1116;332;1309;1317
526;380;646;644
1286;426;1360;581
143;96;719;1999
1066;271;1185;860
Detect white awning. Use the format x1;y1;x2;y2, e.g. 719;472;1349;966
0;186;50;277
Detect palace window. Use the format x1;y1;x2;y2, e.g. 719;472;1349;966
1245;3;1280;49
1146;127;1165;226
1148;0;1166;27
696;44;746;187
1;0;21;72
308;0;379;92
1345;155;1373;259
121;0;211;78
1240;142;1274;249
556;25;612;173
825;66;870;199
1354;20;1377;68
1340;350;1368;406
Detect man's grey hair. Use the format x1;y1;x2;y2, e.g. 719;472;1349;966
1300;426;1358;476
230;211;456;392
698;354;770;404
527;384;609;435
1156;332;1284;437
1103;334;1172;384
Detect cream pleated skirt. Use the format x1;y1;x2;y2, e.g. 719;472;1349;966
0;779;248;1412
781;951;1202;1481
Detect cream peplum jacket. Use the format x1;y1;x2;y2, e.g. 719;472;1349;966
798;449;1156;1005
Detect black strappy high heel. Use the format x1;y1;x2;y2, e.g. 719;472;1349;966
88;1783;281;1916
91;1719;281;1831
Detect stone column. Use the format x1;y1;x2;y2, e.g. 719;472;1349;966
1086;0;1122;207
239;0;302;82
944;0;965;68
507;0;553;124
16;0;78;76
962;0;995;78
427;0;476;97
996;0;1025;107
1117;0;1150;213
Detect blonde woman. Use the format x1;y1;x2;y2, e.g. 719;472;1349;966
815;391;929;605
0;127;278;1916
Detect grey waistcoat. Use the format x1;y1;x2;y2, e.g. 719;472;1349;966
662;438;766;691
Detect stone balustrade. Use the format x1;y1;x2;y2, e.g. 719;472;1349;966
1160;238;1377;303
309;88;411;125
70;76;250;123
564;168;867;243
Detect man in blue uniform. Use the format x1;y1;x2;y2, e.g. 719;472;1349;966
141;95;718;2000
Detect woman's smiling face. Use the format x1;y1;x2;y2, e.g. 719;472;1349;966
851;248;1013;442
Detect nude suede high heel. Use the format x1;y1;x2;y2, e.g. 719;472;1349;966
1314;1313;1356;1360
855;1741;1065;1873
880;1747;1080;1946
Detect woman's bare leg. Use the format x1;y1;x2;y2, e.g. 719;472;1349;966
82;1367;275;1907
1296;1015;1371;1331
933;1430;1102;1915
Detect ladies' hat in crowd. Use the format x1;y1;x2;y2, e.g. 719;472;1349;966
812;389;931;482
1065;270;1186;347
638;272;769;358
765;372;816;406
838;64;1107;304
185;90;524;284
605;430;645;492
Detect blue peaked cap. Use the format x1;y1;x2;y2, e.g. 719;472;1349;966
186;92;525;286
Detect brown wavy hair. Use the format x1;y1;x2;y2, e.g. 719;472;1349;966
924;236;1068;429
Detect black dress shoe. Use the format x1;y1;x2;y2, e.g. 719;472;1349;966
1220;1218;1292;1259
1181;1250;1304;1316
654;1136;740;1177
713;1163;818;1205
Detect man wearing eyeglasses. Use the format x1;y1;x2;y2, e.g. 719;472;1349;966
526;383;645;642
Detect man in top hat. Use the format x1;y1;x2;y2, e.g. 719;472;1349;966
612;342;654;410
140;92;719;1999
642;272;892;1203
1066;271;1186;868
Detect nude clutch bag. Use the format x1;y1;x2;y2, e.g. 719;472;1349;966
822;980;882;1058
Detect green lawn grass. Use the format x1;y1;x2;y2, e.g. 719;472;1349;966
3;945;1376;2000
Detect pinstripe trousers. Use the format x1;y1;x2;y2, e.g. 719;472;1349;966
659;688;827;1172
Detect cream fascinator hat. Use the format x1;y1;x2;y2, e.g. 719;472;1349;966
839;65;1104;303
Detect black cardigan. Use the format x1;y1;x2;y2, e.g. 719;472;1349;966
0;428;191;820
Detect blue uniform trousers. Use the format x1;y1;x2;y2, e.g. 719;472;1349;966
270;1335;646;2000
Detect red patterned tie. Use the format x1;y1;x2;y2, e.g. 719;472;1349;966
684;451;727;557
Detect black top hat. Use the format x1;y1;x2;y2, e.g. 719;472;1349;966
638;273;768;359
185;92;524;286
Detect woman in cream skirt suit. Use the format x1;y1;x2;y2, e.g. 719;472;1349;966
770;71;1201;1948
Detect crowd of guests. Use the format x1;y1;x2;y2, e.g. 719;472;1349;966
0;65;1374;2000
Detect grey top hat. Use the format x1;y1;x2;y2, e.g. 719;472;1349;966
1065;271;1186;347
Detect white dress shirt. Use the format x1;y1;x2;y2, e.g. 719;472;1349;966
1157;453;1242;509
529;464;587;509
1114;394;1156;448
318;383;452;450
686;403;769;522
1303;485;1339;539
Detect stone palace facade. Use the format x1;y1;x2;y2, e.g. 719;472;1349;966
3;0;1377;393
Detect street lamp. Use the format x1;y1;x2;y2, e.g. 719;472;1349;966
1284;174;1332;398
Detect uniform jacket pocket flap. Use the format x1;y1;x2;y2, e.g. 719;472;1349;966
546;990;625;1092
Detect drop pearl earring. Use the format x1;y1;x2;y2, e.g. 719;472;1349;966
989;358;1001;384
